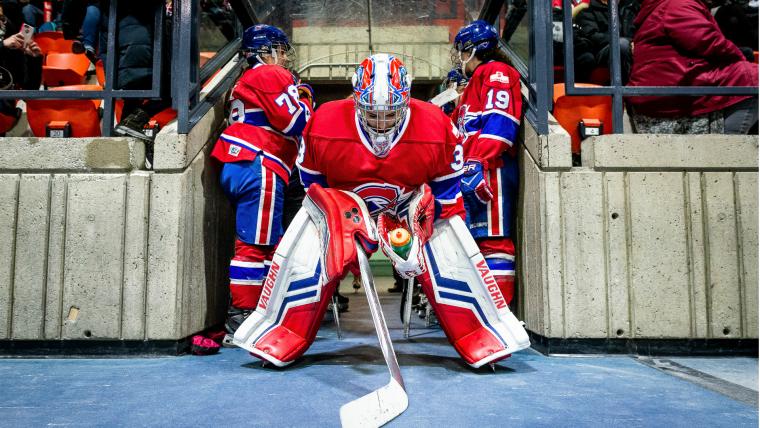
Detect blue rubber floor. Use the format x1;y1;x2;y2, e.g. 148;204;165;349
0;278;756;427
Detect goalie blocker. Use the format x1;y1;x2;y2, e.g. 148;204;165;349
233;184;529;367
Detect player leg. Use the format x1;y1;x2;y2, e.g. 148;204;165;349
479;152;519;305
477;238;515;305
219;157;285;333
233;185;378;366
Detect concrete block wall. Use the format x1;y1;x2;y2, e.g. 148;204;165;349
293;26;452;82
519;131;758;341
0;90;236;344
0;148;234;341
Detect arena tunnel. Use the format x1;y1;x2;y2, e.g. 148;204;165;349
0;0;755;360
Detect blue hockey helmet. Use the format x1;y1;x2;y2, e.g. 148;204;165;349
242;24;295;67
453;20;499;54
451;20;499;75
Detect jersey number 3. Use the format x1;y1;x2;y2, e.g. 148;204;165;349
451;143;464;170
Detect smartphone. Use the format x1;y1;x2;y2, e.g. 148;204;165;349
20;23;34;47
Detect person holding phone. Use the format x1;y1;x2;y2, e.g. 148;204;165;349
0;4;42;133
0;10;41;86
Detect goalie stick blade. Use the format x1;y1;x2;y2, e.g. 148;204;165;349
338;243;407;427
340;378;408;428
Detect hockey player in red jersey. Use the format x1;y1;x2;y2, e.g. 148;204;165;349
210;24;313;333
232;54;529;369
451;20;523;307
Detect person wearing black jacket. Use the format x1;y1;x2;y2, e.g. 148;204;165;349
0;2;42;90
113;0;173;145
574;0;638;83
0;1;42;131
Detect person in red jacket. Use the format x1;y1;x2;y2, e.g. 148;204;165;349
627;0;758;134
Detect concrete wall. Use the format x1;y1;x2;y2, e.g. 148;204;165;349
293;26;451;82
0;97;235;343
519;125;759;340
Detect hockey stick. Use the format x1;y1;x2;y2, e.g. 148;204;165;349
339;242;408;428
402;278;413;339
332;294;343;340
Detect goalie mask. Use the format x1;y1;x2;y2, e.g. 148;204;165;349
352;54;412;158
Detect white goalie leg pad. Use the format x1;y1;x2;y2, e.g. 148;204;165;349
232;207;325;367
424;215;530;366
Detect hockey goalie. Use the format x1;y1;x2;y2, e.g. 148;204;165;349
232;53;529;372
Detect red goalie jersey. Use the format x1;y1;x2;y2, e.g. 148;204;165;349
298;98;465;220
211;63;312;182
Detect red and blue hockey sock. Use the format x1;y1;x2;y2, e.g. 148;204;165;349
478;238;516;305
229;239;275;310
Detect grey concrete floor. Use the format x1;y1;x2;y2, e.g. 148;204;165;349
0;277;756;427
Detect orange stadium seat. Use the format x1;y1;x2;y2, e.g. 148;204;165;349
753;51;759;64
114;100;177;128
33;32;74;56
553;83;613;155
26;85;102;137
0;104;19;135
42;53;90;87
151;108;178;127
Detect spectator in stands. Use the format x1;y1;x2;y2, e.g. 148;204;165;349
0;2;42;129
714;0;758;56
110;0;173;143
201;0;234;42
0;3;42;88
574;0;639;84
548;0;596;82
19;0;44;27
504;0;590;45
19;0;62;31
62;0;101;63
627;0;759;134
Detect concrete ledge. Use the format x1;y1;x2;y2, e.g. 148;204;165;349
581;134;759;170
522;113;573;170
153;96;227;171
0;137;145;172
0;338;191;357
529;330;759;356
152;56;242;171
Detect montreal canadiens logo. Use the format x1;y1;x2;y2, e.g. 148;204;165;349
353;183;405;216
457;104;478;136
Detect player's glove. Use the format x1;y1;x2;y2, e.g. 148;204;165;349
377;185;435;279
297;83;315;109
460;159;493;204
